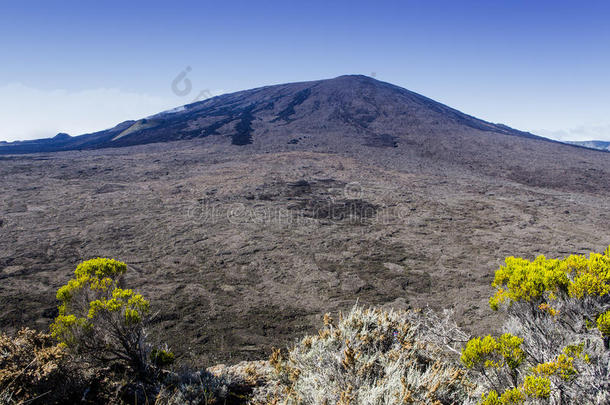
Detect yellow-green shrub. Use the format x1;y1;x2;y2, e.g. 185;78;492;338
479;390;502;405
597;310;610;337
490;247;610;310
531;354;577;380
521;375;551;399
50;258;152;376
468;247;610;404
461;334;524;370
150;348;175;368
498;387;525;404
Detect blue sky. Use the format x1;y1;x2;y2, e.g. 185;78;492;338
1;0;608;141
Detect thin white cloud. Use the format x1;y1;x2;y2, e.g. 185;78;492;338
536;123;610;142
0;83;222;142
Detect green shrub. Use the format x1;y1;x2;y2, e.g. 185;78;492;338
464;247;610;403
151;348;176;368
489;247;610;309
50;258;153;378
461;334;524;371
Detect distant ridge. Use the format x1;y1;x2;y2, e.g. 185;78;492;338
566;140;610;152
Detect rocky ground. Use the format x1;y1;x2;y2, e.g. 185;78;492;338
1;138;609;367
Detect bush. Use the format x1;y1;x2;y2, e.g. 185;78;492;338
0;328;84;404
463;247;610;404
154;369;230;405
151;348;176;368
6;250;609;404
50;258;158;379
256;305;476;404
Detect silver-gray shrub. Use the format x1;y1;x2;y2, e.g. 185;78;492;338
256;305;478;405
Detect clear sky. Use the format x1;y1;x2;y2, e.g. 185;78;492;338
1;0;608;142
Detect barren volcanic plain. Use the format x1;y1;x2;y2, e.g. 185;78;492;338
1;76;609;365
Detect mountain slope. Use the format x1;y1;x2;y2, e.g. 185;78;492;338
0;74;542;154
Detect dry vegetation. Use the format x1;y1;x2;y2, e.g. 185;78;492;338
0;328;83;404
254;306;473;404
2;247;609;404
